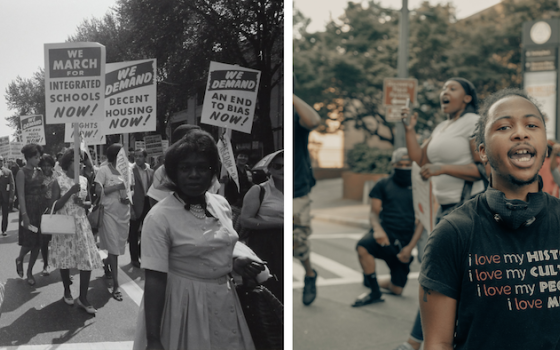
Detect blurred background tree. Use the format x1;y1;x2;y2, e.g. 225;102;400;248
294;0;560;142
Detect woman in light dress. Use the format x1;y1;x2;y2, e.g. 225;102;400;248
49;149;102;314
133;129;264;350
240;150;284;302
94;143;130;302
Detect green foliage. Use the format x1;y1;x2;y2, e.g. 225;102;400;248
294;0;560;140
346;143;392;174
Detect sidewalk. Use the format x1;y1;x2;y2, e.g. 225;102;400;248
309;178;370;229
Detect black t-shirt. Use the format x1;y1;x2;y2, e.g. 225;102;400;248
293;111;315;198
369;176;415;246
420;192;560;349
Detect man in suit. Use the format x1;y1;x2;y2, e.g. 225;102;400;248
0;156;15;236
129;149;154;267
223;152;254;208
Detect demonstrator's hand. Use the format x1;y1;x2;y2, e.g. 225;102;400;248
397;247;413;263
233;257;266;280
420;163;443;180
373;230;390;247
400;107;418;131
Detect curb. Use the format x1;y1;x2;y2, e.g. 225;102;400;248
312;213;370;229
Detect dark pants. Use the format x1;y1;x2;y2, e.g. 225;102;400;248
357;229;412;288
128;197;151;263
247;228;283;303
412;203;456;342
0;191;9;233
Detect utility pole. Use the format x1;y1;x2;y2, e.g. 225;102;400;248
394;0;409;148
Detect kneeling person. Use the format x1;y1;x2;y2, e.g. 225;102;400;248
353;148;423;307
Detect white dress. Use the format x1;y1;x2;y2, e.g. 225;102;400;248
133;192;255;350
95;165;130;255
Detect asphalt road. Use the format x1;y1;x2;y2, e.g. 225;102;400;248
0;210;145;350
293;219;424;350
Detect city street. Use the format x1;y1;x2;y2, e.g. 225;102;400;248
0;210;144;350
293;179;423;350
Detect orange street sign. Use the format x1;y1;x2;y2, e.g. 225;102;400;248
383;78;418;106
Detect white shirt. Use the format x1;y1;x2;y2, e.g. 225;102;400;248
426;113;485;205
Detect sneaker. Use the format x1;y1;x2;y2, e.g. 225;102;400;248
42;266;50;276
393;342;415;350
1;232;6;237
351;291;384;307
302;269;317;306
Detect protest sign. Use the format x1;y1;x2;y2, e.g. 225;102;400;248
64;122;105;145
144;134;163;157
161;140;169;153
201;62;260;134
103;59;157;135
0;137;10;159
44;42;106;124
412;162;438;233
134;141;145;151
20;115;46;145
5;142;23;162
217;132;239;190
116;147;132;203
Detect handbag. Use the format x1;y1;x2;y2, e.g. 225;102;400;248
87;202;104;233
236;282;283;350
87;182;105;233
41;201;76;235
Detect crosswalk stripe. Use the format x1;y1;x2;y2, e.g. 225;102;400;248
0;341;133;350
119;266;143;306
293;252;419;289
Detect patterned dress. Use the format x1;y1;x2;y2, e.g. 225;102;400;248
18;167;47;247
48;173;102;271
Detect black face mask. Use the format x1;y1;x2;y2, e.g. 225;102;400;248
392;168;411;187
485;187;546;230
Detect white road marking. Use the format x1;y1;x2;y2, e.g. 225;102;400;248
293;248;419;289
118;267;143;306
0;341;133;350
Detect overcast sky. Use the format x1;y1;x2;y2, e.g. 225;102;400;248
0;0;118;139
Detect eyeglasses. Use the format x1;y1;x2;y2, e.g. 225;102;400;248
270;163;283;170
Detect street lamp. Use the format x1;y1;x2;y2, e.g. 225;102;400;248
394;0;409;148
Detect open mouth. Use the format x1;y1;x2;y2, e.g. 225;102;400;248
508;148;535;167
441;96;450;105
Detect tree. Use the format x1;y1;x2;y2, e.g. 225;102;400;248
5;0;283;155
72;0;283;154
294;0;560;142
5;70;65;155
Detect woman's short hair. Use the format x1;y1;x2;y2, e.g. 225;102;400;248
21;144;43;161
58;149;77;171
164;129;220;186
474;88;545;148
106;143;123;163
39;154;55;167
